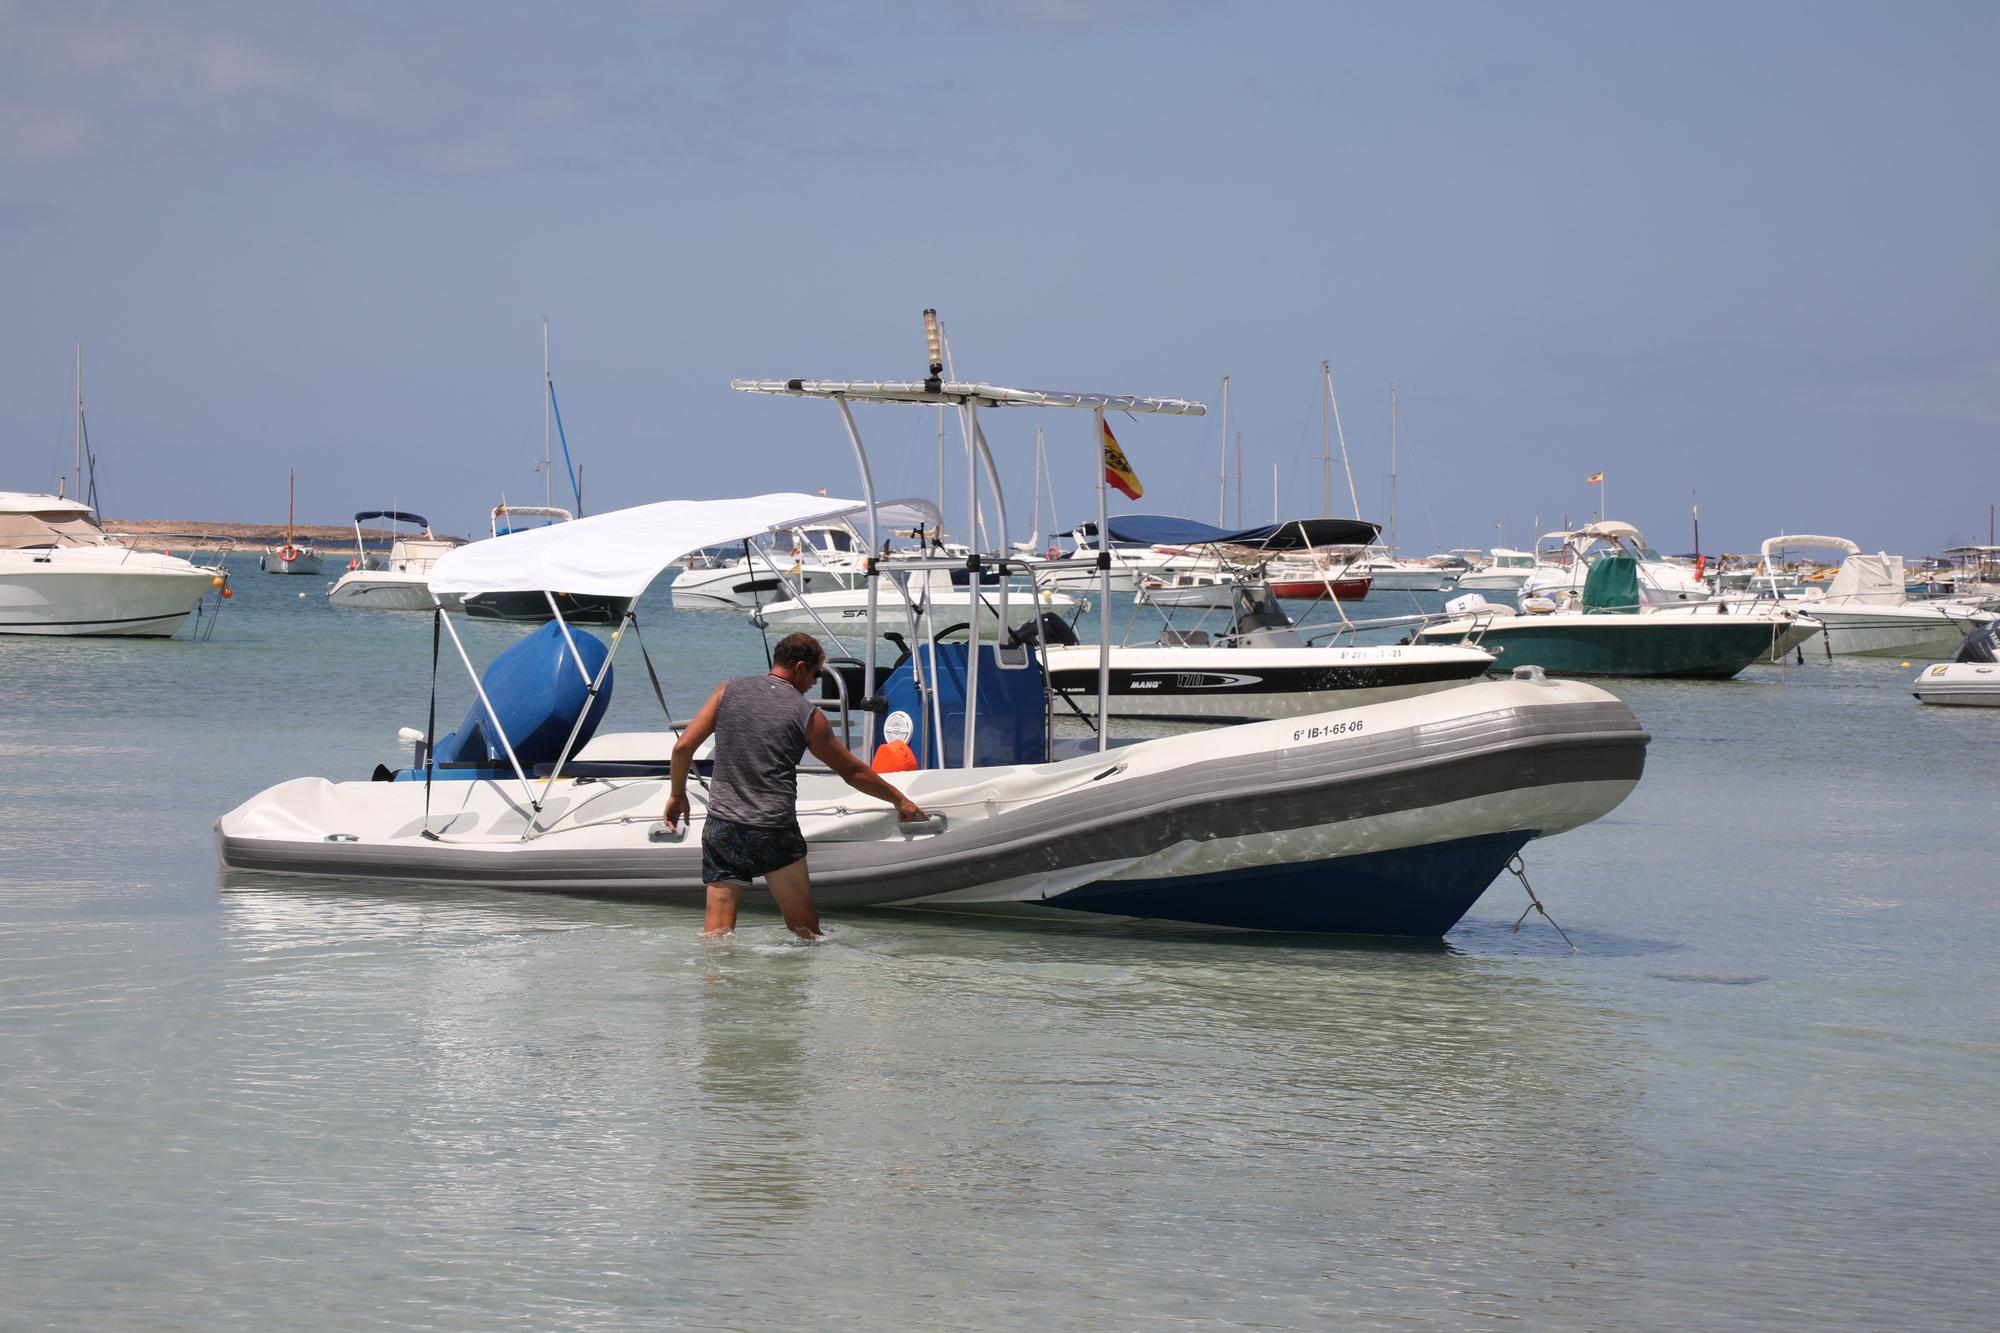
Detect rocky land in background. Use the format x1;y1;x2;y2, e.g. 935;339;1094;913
101;519;436;552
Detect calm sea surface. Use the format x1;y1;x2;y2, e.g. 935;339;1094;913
2;570;1995;1329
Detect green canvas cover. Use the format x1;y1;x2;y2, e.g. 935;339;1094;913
1582;554;1641;613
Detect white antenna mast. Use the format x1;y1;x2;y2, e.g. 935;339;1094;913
541;320;553;509
1388;382;1399;552
1216;373;1230;526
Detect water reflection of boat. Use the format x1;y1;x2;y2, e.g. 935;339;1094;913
217;319;1646;937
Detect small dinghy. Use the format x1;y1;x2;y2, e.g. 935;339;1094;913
1913;621;2000;707
218;319;1649;936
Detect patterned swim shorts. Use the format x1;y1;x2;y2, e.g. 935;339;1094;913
700;816;809;887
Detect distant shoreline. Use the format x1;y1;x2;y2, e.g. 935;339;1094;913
102;518;427;553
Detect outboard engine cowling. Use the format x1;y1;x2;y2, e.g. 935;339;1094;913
431;621;613;768
1954;620;2000;664
1012;611;1079;647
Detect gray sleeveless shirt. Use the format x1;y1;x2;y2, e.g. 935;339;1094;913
705;674;819;828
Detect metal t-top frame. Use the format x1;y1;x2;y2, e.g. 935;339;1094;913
734;341;1205;764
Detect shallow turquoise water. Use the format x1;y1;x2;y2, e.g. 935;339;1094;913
2;570;1995;1328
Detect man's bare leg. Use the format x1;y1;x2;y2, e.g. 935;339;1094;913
703;882;743;937
762;859;822;940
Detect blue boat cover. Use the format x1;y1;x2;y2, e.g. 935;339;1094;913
877;642;1046;769
1100;515;1379;550
431;621;613;768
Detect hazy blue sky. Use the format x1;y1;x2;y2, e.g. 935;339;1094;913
3;1;1994;555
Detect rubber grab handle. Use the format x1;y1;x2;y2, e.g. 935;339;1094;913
647;822;687;843
899;813;948;835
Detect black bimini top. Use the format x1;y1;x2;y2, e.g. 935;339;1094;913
353;511;429;529
1101;515;1380;551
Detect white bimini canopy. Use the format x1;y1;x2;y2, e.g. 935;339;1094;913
428;493;942;599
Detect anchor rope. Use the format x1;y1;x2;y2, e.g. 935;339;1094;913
1506;854;1577;952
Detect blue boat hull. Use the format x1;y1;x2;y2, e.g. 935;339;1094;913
1044;831;1535;936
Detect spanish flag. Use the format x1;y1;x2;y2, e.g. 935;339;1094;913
1586;471;1604;484
1102;418;1143;501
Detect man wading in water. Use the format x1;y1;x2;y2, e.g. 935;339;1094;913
663;633;926;939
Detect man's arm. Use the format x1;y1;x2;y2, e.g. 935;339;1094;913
805;711;927;822
662;685;726;830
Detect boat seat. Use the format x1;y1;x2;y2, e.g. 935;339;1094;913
1159;629;1210;646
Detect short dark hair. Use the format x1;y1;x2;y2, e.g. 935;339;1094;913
772;633;825;670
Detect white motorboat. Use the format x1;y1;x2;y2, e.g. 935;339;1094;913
1134;565;1245;609
260;471;322;575
1045;578;1494;723
1912;623;2000;707
1034;523;1184;594
1455;548;1537;593
1;350;227;636
217;324;1646;937
1353;551;1455;592
0;493;226;636
1053;516;1492;722
1520;523;1711;605
1739;535;1994;658
670;516;873;610
754;569;1084;642
326;511;466;611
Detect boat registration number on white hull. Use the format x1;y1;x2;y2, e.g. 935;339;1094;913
1291;719;1365;742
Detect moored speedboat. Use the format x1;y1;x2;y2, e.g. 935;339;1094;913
217;319;1647;936
1912;622;2000;707
327;511;465;611
1738;535;1994;658
1048;582;1492;722
0;493;226;636
1415;555;1809;679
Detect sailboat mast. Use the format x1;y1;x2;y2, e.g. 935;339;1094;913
1217;373;1230;526
1320;362;1331;519
1032;426;1045;551
1235;431;1244;527
1389;382;1399;552
287;469;296;544
542;320;553;510
1324;361;1361;519
74;343;84;495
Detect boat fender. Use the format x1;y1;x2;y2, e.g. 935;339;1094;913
1522;596;1559;615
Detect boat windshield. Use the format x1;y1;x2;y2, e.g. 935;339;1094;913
0;508;109;549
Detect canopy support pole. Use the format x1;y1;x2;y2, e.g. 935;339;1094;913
832;395;881;763
961;399;982;768
522;606;631;840
432;597;538;808
971;415;1012;635
1093;405;1111;753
